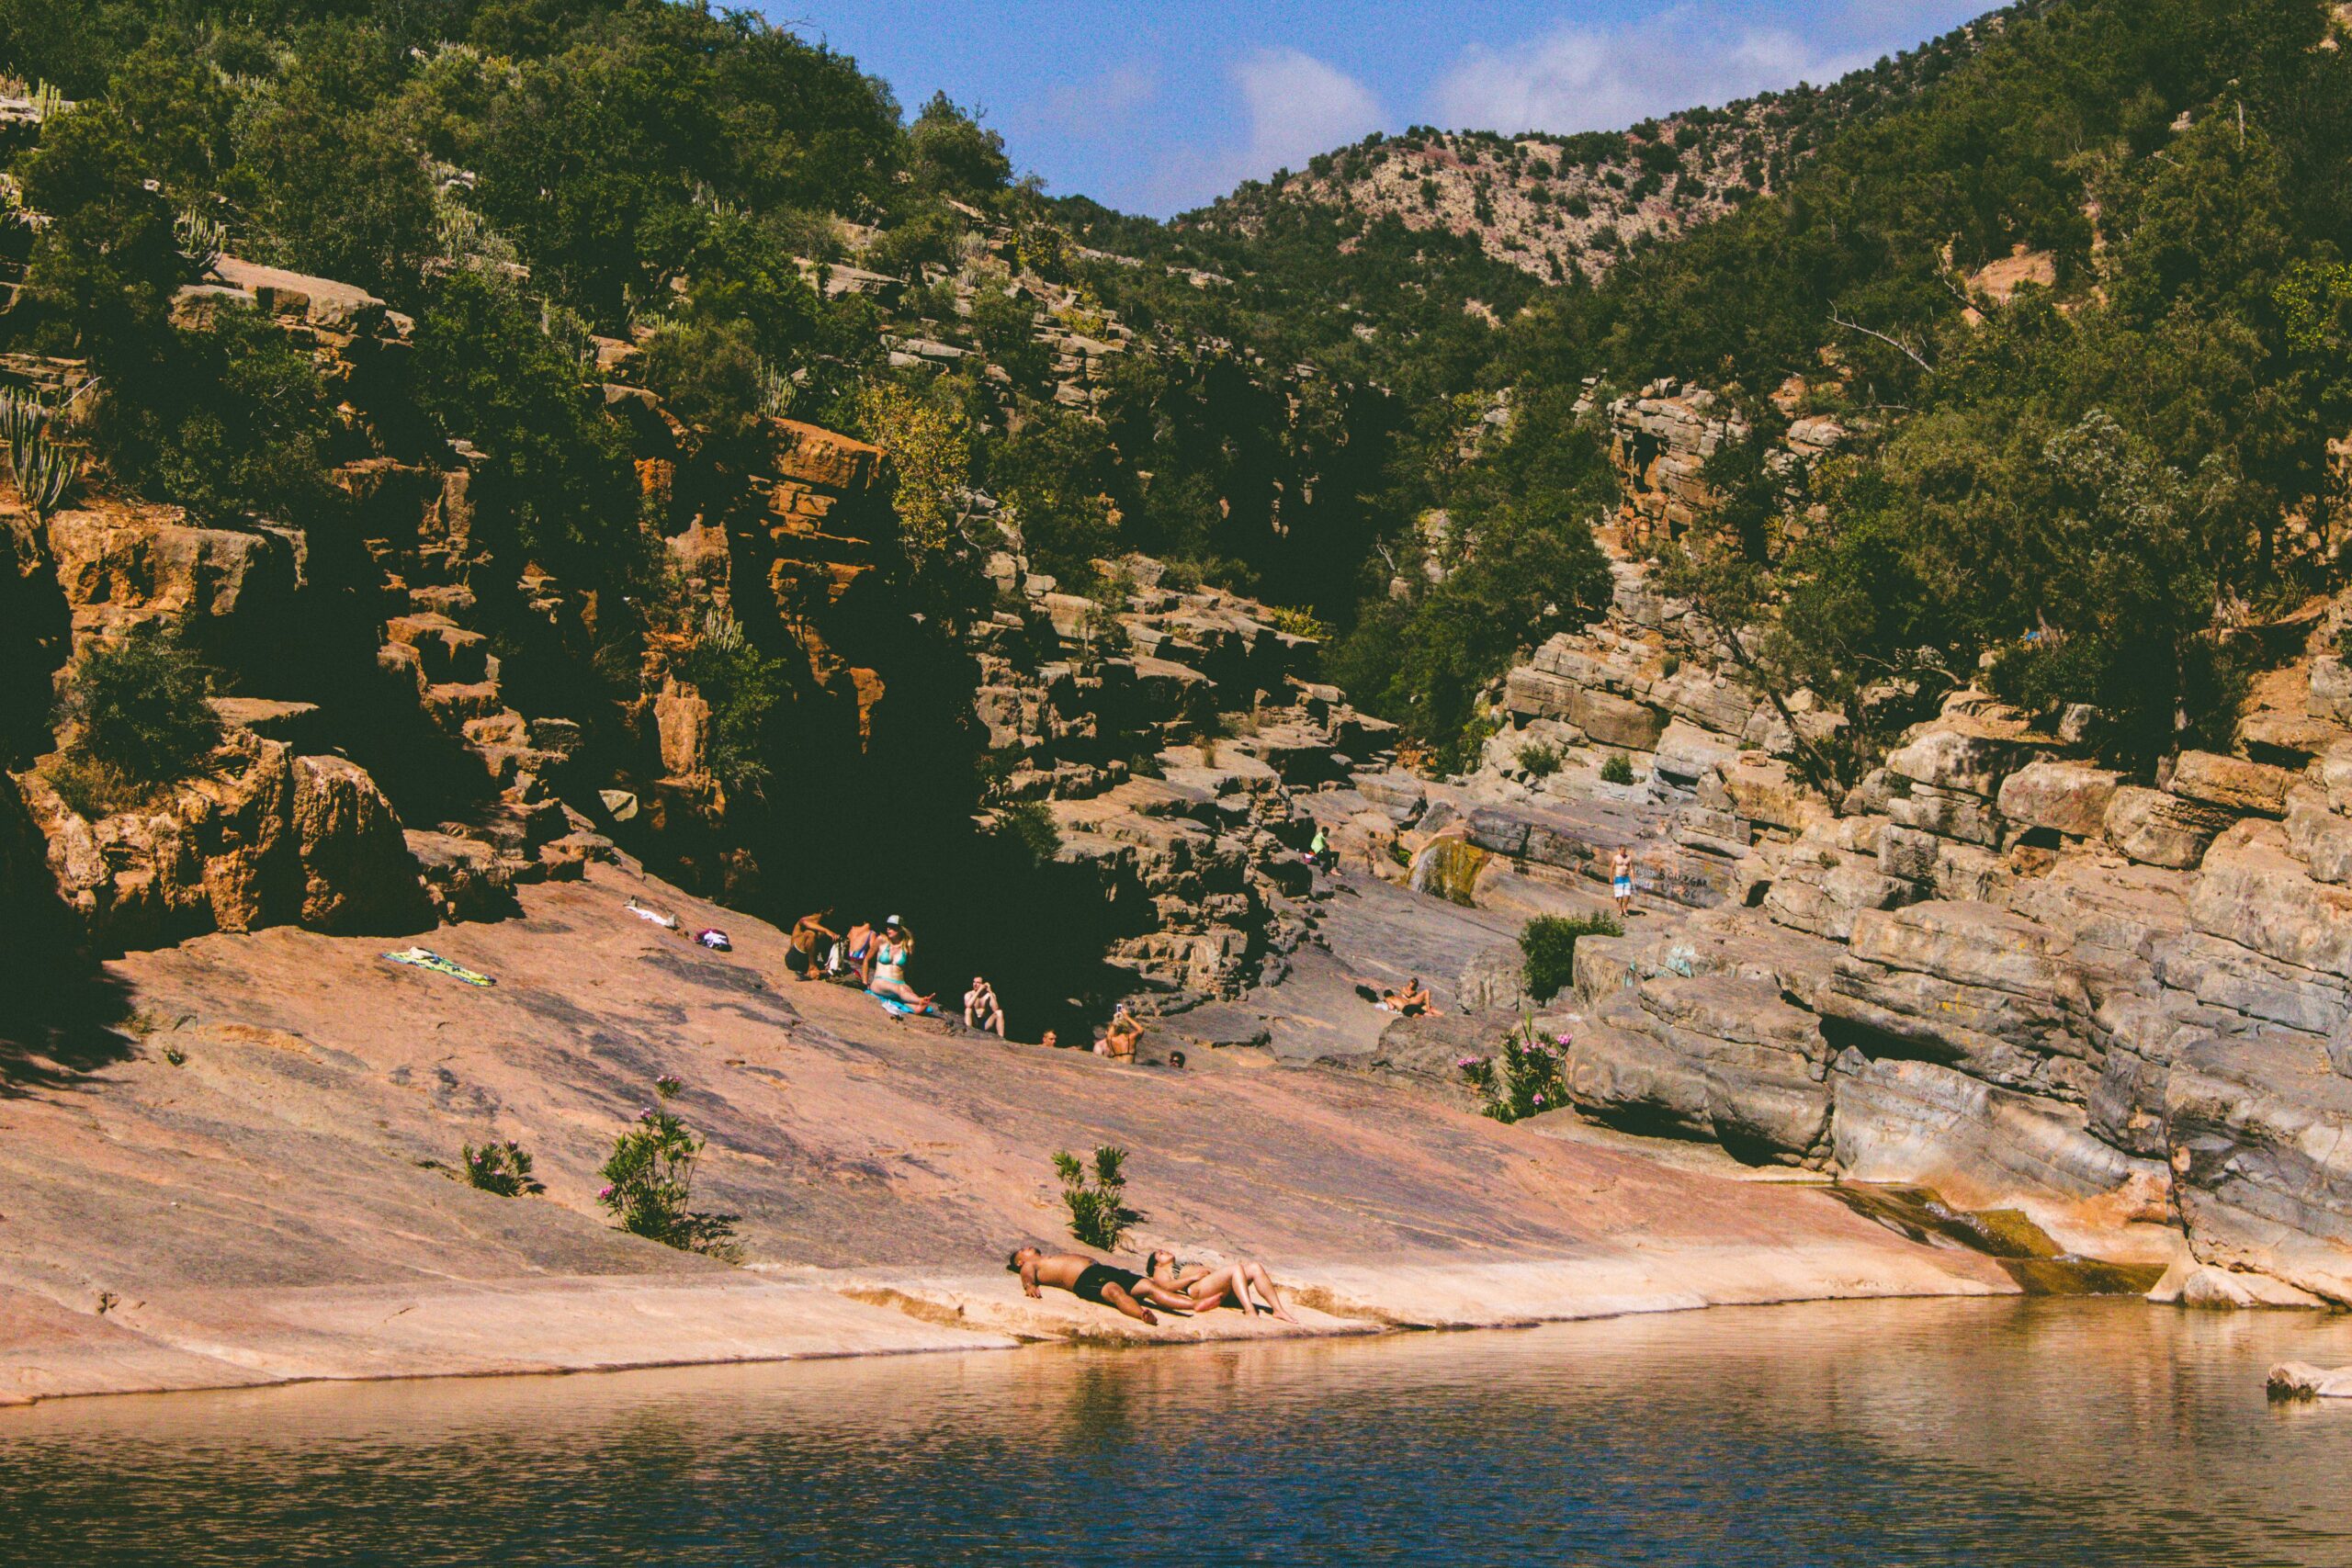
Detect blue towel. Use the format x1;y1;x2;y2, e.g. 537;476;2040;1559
866;989;928;1017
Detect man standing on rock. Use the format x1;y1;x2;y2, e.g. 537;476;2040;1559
1006;1246;1193;1325
1612;848;1634;919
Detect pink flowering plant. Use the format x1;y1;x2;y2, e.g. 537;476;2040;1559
460;1137;542;1197
1456;1015;1574;1124
597;1076;741;1260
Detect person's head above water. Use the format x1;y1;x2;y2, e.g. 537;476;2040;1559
1040;1030;1058;1048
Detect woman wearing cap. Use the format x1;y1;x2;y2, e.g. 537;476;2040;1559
866;917;935;1011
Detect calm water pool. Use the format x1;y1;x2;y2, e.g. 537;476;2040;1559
6;1297;2352;1565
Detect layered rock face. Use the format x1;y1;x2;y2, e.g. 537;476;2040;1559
967;557;1398;1005
1451;519;2352;1302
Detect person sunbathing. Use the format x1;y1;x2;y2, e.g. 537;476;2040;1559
866;919;935;1010
1005;1247;1194;1325
964;976;1006;1038
1096;1003;1143;1060
1146;1249;1301;1323
1365;977;1439;1017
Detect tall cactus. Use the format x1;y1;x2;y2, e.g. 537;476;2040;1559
2;388;44;479
1;389;79;521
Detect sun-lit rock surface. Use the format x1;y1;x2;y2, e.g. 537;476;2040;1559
0;859;2014;1404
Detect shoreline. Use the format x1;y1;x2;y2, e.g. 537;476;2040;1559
2;1236;2017;1410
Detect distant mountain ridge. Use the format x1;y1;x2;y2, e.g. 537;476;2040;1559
1178;3;2041;285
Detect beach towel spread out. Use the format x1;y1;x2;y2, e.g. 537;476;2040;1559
383;947;495;987
625;900;681;931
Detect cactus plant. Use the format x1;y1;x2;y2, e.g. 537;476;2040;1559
174;205;227;275
1;389;80;520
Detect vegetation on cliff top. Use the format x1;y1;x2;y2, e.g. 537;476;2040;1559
8;0;2349;783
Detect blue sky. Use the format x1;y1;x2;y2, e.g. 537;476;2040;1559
769;2;1996;217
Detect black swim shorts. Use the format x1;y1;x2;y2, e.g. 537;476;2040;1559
1071;1263;1142;1305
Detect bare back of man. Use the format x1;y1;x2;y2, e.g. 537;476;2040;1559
1007;1247;1193;1325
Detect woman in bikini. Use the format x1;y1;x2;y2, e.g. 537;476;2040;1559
867;919;936;1011
1145;1249;1300;1323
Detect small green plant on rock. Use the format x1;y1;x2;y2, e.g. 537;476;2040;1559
1600;751;1635;784
993;800;1061;866
1457;1015;1574;1123
598;1077;741;1260
461;1138;542;1197
1264;604;1331;639
1055;1145;1136;1250
1517;740;1564;778
1519;913;1620;1004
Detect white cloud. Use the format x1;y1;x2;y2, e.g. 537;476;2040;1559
1146;46;1382;211
1228;47;1384;178
1429;4;1952;136
1035;62;1161;144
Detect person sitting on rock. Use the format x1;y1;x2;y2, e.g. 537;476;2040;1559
1006;1246;1193;1325
1371;977;1437;1017
832;918;877;984
1096;1003;1143;1061
964;976;1006;1038
1146;1248;1300;1323
786;908;838;981
865;919;936;1011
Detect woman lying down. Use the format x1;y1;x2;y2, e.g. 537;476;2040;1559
1145;1249;1301;1324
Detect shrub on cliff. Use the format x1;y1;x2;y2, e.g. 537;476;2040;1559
597;1076;741;1261
1457;1016;1575;1123
991;801;1061;867
1519;913;1620;1004
412;269;639;590
1055;1146;1136;1251
460;1139;542;1198
51;623;220;815
146;308;337;524
677;611;789;799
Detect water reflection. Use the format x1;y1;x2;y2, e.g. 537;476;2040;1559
6;1299;2352;1566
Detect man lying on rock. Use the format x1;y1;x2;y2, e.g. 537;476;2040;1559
1006;1246;1196;1325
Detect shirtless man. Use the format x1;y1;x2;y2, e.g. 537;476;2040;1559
1612;847;1634;919
1146;1248;1300;1324
964;976;1006;1038
786;908;838;982
1005;1247;1193;1325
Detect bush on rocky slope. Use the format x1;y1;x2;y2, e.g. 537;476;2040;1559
51;622;220;815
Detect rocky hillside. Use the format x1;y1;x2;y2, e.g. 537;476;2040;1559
0;234;1400;1032
1183;6;2032;285
1329;377;2352;1309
